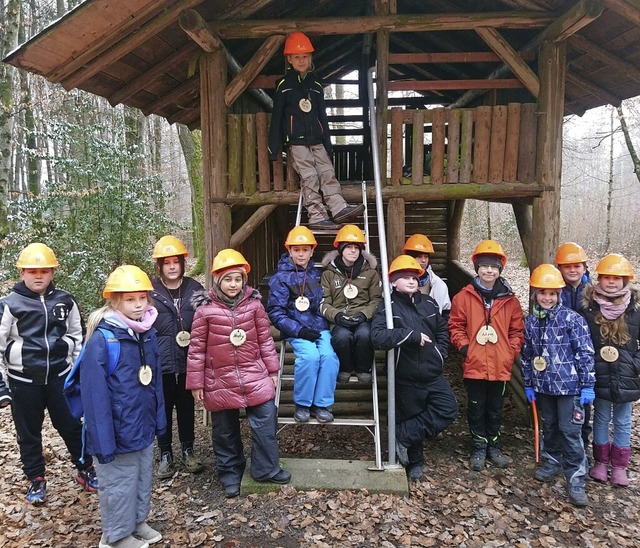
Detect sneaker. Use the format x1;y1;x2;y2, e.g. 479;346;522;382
294;405;311;423
311;405;334;423
534;462;563;482
486;445;511;468
133;522;162;544
408;464;424;481
337;371;351;383
395;441;409;466
99;533;149;548
356;372;372;384
567;484;588;507
182;447;204;474
26;476;47;505
257;468;291;485
224;484;240;498
76;465;99;491
333;204;365;223
308;219;342;231
157;451;175;480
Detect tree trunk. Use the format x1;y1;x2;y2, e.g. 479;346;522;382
605;106;614;251
617;104;640;185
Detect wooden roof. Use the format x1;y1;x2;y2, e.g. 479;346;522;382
5;0;640;127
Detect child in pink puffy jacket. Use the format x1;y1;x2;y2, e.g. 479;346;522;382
186;249;290;498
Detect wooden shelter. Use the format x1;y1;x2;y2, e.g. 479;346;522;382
5;0;640;288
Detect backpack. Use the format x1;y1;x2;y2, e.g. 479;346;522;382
63;328;120;420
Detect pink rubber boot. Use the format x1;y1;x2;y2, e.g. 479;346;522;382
589;443;610;482
610;445;631;487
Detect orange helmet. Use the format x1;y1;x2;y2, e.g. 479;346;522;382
211;249;251;275
555;242;588;265
530;264;565;289
152;235;188;260
16;243;59;269
284;32;314;55
103;265;153;298
285;226;317;249
388;255;425;279
595;253;635;280
403;234;435;255
471;240;507;267
333;225;365;248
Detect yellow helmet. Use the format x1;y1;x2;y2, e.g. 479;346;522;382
595;253;635;280
388;255;425;279
403;234;435;255
555;242;588;265
211;249;251;275
103;265;153;298
152;236;188;260
284;32;314;54
16;243;59;269
530;264;565;289
333;224;366;248
285;226;317;250
471;240;507;267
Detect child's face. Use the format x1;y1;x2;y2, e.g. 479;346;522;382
119;291;149;321
289;245;313;268
21;268;54;295
220;273;244;299
393;275;419;295
558;263;586;287
161;256;182;283
536;288;559;310
413;253;430;270
341;244;360;266
287;53;311;74
477;264;500;288
599;275;624;293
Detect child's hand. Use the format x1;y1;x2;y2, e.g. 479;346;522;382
192;389;204;402
270;376;278;387
299;328;321;342
525;387;536;403
419;333;431;346
580;387;595;405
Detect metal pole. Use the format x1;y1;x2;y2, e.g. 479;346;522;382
367;65;398;467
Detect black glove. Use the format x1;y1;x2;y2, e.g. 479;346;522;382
352;312;367;325
459;345;468;357
299;328;321;342
334;313;351;328
268;153;278;162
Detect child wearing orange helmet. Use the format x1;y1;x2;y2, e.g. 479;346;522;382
581;253;640;487
521;264;595;507
371;255;457;481
448;240;524;472
267;32;364;230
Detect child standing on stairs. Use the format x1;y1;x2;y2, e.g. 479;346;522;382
581;253;640;487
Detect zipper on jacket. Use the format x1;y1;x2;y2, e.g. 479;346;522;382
40;295;51;384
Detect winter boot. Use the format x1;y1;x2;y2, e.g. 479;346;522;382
486;443;511;468
469;440;487;472
182;444;204;474
157;451;175;480
610;445;632;487
589;442;610;483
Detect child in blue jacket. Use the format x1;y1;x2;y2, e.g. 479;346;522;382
81;265;166;548
522;264;595;508
267;226;339;423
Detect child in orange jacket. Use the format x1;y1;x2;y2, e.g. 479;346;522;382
449;240;524;471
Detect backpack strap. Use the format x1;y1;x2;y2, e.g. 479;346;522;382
96;327;120;377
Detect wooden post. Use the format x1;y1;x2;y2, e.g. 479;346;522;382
390;107;404;186
200;49;230;280
430;108;446;185
472;106;491;183
227;114;242;195
411;110;424;186
256;112;271;192
532;40;565;267
242;114;257;196
459;109;474;183
518;103;538;183
387;198;405;259
446;109;461;183
503;103;521;182
448;200;466;260
488;105;508;183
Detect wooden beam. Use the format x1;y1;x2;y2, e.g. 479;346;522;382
230;205;278;248
512;203;533;267
447;201;466;261
604;0;640;26
542;0;603;42
225;35;285;107
476;27;540;97
142;76;199;116
566;70;621;106
389;79;523;91
208;12;556;39
59;0;205;90
569;33;640;85
388;51;536;64
180;9;224;53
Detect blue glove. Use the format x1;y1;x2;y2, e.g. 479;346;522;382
525;387;536;403
580;387;595;406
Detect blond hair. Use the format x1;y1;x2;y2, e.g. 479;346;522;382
594;313;630;346
85;294;124;342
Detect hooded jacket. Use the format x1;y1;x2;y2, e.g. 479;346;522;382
267;253;328;338
418;266;451;314
0;281;82;384
81;314;166;464
320;250;382;322
560;272;591;312
581;284;640;403
371;290;449;422
521;304;595;396
449;280;524;381
267;67;333;157
186;285;279;412
150;276;204;376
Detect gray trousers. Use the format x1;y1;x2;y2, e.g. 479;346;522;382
94;444;154;543
288;144;347;223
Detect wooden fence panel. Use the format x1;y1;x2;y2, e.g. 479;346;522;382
431;108;446;185
504;103;521;182
242;114;257;196
412;109;424;186
472;106;491;183
459;109;474;183
228;114;242;195
488;106;507;183
518;103;537;184
446;109;461;183
256;112;270;192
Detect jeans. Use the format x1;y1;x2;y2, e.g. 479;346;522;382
593;398;633;448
